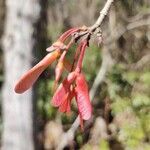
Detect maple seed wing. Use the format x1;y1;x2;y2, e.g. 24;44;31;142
46;45;55;52
51;80;69;107
15;65;44;94
52;72;76;107
75;74;92;120
15;52;59;94
58;94;69;113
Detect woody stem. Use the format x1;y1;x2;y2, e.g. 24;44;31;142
90;0;114;32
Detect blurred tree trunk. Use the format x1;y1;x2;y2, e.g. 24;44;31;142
2;0;40;149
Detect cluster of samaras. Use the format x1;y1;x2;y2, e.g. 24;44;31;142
15;26;97;128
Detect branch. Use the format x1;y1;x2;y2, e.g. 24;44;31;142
129;54;150;70
106;17;150;45
123;11;150;23
90;0;114;31
73;0;114;40
90;48;113;99
56;1;150;149
56;1;115;149
56;48;114;150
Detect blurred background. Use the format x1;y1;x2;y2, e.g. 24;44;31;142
0;0;150;150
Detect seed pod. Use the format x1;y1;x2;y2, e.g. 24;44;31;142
59;28;79;41
46;41;67;52
59;89;75;113
15;50;61;94
75;73;92;120
55;61;64;83
51;72;77;107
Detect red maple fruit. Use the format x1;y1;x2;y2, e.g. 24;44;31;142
14;26;92;128
75;73;92;121
14;28;78;93
14;50;61;94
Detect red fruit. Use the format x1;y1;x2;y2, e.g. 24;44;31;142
59;28;79;41
14;50;61;94
59;93;69;113
55;61;64;83
51;79;69;107
75;73;92;120
46;41;67;52
67;71;77;83
51;72;77;107
59;89;75;113
76;41;87;72
55;50;67;83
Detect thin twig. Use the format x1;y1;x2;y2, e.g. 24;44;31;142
90;48;113;99
90;0;114;31
56;1;150;149
73;0;114;40
129;54;150;70
106;17;150;45
57;48;113;150
56;1;114;149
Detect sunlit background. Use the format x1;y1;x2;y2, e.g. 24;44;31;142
0;0;150;150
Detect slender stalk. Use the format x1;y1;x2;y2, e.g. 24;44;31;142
71;42;83;71
57;0;115;149
76;41;87;72
90;0;114;31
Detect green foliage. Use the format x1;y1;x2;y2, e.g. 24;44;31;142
37;78;57;120
0;0;149;149
140;72;150;86
76;134;83;147
108;64;150;150
83;44;102;83
99;139;110;150
118;122;145;148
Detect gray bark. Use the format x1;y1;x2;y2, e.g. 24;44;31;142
2;0;40;149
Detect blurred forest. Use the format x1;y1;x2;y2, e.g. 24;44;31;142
0;0;150;150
